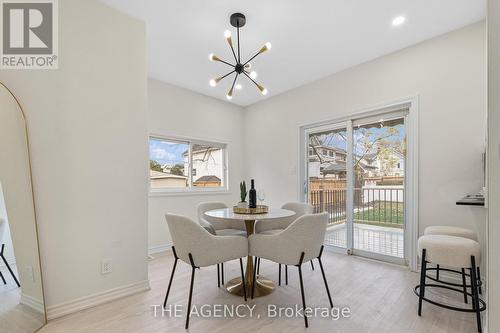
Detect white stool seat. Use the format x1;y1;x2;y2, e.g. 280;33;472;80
424;226;478;241
418;235;480;268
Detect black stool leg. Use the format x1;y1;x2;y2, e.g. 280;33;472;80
1;245;20;287
418;249;427;316
297;252;308;328
0;271;6;285
217;264;220;288
257;258;260;275
310;260;315;270
285;265;288;285
470;256;482;333
185;253;197;330
251;257;258;299
461;268;468;304
436;264;440;280
221;262;224;285
163;246;178;308
278;264;281;286
477;266;482;295
239;258;247;301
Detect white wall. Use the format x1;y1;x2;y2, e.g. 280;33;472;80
244;22;486;246
0;0;148;313
148;79;245;252
487;0;500;330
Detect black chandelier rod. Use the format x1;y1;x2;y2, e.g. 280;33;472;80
237;25;241;63
242;70;260;88
243;51;261;67
219;69;236;81
217;58;235;68
230;73;239;92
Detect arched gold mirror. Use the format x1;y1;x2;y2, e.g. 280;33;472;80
0;82;46;331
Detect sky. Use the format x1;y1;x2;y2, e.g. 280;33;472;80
149;138;187;166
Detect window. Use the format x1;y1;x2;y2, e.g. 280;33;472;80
149;136;227;192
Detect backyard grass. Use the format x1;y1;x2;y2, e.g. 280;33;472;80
353;201;404;227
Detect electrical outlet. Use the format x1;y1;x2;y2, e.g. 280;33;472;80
101;259;112;275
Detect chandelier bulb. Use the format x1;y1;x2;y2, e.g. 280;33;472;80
244;63;252;70
249;71;258;79
224;30;232;39
209;79;217;87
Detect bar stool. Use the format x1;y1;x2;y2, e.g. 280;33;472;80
424;226;482;293
415;235;486;333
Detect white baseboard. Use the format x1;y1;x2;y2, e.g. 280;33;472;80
46;279;150;320
20;293;44;314
148;242;172;255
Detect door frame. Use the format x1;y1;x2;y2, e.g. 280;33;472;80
298;96;419;271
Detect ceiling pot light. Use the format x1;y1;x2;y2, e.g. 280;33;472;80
392;16;406;26
208;12;271;99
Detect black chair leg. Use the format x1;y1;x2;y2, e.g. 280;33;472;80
1;245;20;287
221;262;224;285
185;253;197;330
470;256;482;333
0;271;6;285
418;249;427;316
285;265;288;285
251;257;258;299
310;260;315;271
217;263;220;288
317;246;333;308
239;258;247;302
436;264;440;280
297;253;308;328
257;258;260;275
163;246;178;308
477;266;482;295
461;268;468;304
278;264;281;286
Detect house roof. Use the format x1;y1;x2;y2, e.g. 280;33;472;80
194;175;221;182
150;170;187;179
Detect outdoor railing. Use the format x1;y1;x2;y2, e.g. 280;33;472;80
309;187;404;228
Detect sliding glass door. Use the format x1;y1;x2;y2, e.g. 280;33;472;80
307;124;349;249
304;111;408;263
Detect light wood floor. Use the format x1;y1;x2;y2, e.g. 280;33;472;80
40;250;480;333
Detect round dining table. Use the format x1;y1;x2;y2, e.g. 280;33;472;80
205;207;295;298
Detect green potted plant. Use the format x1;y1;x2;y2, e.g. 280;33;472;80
238;181;248;208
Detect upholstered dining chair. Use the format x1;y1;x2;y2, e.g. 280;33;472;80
254;202;314;284
197;201;246;286
249;212;333;328
164;213;248;329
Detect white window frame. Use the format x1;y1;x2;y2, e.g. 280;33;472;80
148;134;229;196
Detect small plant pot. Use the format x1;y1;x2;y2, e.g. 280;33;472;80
237;201;248;208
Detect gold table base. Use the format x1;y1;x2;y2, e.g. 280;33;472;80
225;219;276;298
226;275;275;297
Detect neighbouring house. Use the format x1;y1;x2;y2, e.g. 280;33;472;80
183;144;224;187
193;175;222;187
150;169;188;188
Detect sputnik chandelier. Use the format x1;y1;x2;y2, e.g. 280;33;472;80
208;13;271;100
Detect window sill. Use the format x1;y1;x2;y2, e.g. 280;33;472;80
149;189;232;198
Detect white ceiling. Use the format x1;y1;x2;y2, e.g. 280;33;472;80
100;0;486;106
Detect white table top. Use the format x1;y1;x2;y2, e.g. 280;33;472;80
205;207;295;221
